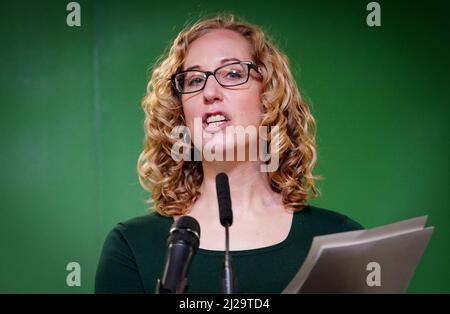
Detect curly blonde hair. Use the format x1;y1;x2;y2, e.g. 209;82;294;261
137;14;321;216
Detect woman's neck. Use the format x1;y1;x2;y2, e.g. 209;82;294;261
181;161;293;251
192;161;283;217
184;161;293;250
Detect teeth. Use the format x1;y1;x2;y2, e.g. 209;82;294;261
206;114;226;124
207;121;224;128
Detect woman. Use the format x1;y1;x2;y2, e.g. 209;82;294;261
95;14;363;294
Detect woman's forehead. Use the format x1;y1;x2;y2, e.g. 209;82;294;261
183;29;252;70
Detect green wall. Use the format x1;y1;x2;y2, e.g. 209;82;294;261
0;0;448;293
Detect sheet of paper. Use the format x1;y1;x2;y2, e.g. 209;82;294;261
283;216;433;294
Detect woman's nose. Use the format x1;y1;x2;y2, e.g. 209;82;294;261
202;75;223;104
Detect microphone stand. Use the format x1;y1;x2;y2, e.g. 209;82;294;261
216;172;237;294
222;225;236;294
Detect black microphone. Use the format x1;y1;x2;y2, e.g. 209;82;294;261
156;216;200;294
216;173;233;227
215;173;238;294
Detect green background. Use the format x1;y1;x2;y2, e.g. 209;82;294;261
0;0;448;293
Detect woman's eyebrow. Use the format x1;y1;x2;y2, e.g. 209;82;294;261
184;57;241;71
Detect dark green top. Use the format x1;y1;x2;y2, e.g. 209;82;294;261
95;205;363;294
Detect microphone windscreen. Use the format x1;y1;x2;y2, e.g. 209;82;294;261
171;216;201;237
169;216;201;251
215;173;233;227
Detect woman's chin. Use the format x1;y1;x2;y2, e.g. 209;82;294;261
199;137;258;162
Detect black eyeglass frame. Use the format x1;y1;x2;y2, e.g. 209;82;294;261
170;61;260;94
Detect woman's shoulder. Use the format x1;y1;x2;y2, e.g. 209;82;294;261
298;204;364;232
111;211;173;241
99;211;172;265
96;211;171;293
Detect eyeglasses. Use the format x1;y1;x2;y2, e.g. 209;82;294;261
171;61;260;94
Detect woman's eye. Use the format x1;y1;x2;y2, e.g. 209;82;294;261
187;77;205;86
226;70;243;79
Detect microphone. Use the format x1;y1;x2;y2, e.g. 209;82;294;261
215;173;238;294
216;173;233;227
156;216;201;294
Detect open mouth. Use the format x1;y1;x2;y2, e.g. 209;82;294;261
202;111;231;130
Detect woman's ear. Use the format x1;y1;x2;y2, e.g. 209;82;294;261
255;63;266;80
260;102;267;114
